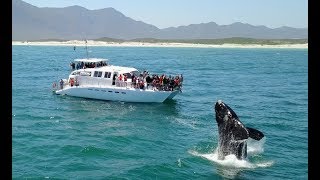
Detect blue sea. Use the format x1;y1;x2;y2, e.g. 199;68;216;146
12;45;308;179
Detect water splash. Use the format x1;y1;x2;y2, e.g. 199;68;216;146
190;150;255;168
191;138;272;168
190;138;273;178
247;137;265;156
177;158;182;167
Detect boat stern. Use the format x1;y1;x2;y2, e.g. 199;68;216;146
165;90;180;100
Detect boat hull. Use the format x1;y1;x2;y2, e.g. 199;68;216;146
55;86;179;103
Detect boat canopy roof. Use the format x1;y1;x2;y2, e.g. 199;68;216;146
107;65;139;74
74;58;108;63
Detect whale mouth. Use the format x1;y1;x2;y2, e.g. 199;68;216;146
215;100;225;110
215;100;227;119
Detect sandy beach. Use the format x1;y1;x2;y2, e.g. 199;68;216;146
12;40;308;49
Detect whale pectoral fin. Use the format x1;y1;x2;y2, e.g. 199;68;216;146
247;127;264;141
232;126;249;140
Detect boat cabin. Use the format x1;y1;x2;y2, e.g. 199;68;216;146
68;58;140;87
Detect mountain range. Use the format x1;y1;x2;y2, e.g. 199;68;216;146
12;0;308;41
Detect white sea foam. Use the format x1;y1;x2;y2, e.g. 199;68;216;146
190;138;273;169
190;150;255;168
174;117;197;129
128;105;136;112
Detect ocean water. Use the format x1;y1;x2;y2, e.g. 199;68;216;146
12;45;308;179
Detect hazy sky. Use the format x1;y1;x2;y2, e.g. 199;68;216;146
21;0;308;29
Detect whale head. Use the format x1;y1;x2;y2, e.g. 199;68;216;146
215;100;239;124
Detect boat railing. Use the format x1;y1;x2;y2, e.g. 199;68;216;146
56;77;182;92
114;79;182;91
52;79;68;91
52;76;182;91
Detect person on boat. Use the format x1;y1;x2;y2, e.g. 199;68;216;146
139;79;145;89
117;74;123;86
174;76;180;89
52;82;57;90
59;79;64;89
146;74;152;89
163;75;169;91
70;62;75;70
159;75;164;87
123;74;128;87
180;74;183;83
152;78;157;90
135;77;140;88
131;73;136;88
74;76;79;86
169;77;175;91
69;78;74;87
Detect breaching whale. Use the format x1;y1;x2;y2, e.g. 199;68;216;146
214;100;264;160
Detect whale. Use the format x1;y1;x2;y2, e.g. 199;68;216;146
214;100;264;160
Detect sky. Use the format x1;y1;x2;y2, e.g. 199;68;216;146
21;0;308;29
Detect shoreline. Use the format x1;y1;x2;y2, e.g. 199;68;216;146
12;40;308;49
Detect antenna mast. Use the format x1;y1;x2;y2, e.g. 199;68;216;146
85;39;89;59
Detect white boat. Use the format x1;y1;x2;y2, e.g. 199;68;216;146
53;58;183;103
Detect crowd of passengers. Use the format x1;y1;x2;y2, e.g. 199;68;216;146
70;61;107;70
66;62;183;91
116;71;183;91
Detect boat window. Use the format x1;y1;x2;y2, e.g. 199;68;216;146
93;71;103;77
123;72;132;78
80;71;91;76
104;72;111;78
71;71;80;75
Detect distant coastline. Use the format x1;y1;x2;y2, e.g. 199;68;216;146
12;40;308;49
